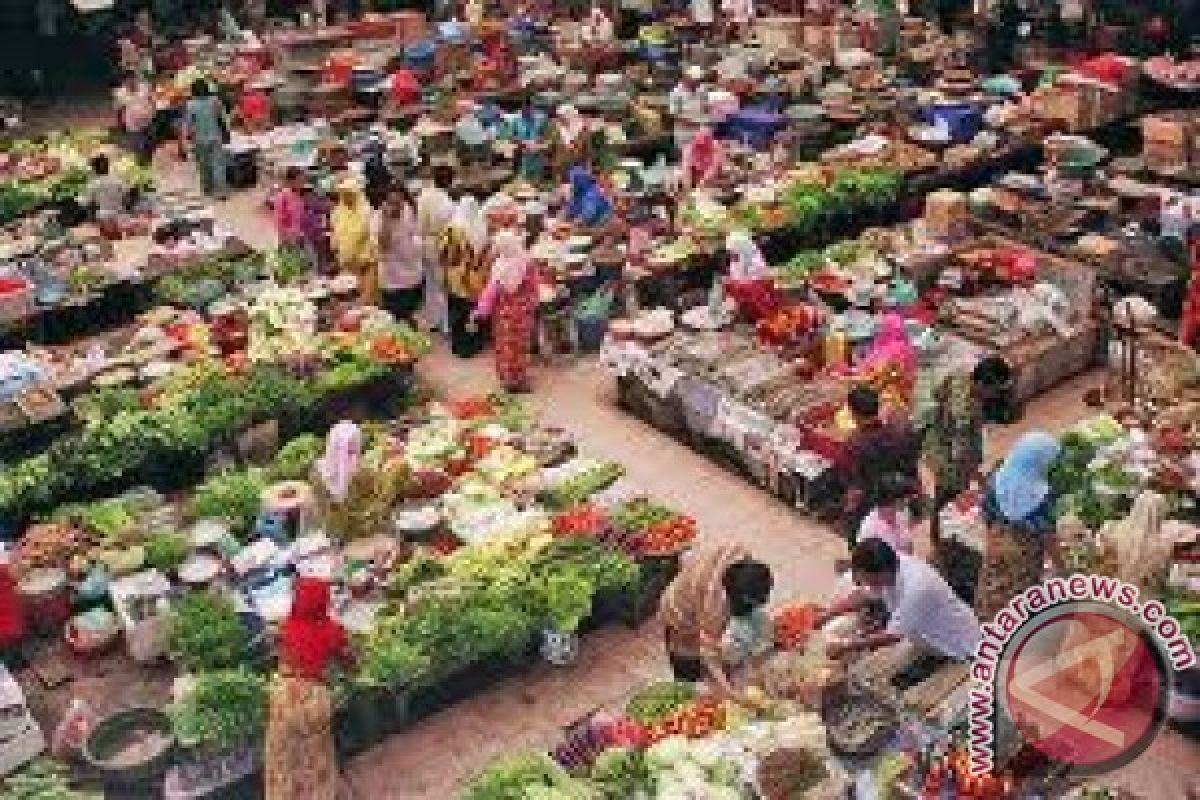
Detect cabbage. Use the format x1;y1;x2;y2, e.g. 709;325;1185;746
708;758;741;787
645;736;691;770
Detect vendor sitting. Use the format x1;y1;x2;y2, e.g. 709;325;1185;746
724;229;778;321
658;543;774;698
502;100;549;183
80;154;129;221
822;539;981;662
565;165;613;228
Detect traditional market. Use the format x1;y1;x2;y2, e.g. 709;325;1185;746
0;0;1197;798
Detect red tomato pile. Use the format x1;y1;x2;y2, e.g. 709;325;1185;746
598;716;649;749
756;304;821;346
448;396;492;419
772;601;822;649
552;504;608;538
645;697;724;743
636;515;697;556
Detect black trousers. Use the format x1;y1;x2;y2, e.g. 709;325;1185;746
668;650;707;682
448;295;486;358
382;282;424;322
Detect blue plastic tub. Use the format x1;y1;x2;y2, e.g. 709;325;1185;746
919;103;982;144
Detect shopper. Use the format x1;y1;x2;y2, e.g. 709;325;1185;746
858;472;917;555
841;385;920;539
374;185;424;323
441;196;490;357
362;148;392;210
920;367;986;545
182;79;231;198
976;431;1062;621
417;165;456;334
274;167;307;250
823;538;981;662
331;179;379;305
472;229;540;392
658;543;773;698
265;576;351;800
681;127;723;190
301;177;334;275
114;75;155;166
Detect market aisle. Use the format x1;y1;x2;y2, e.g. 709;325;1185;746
196;187;1195;799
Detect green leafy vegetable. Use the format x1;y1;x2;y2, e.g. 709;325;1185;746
168;591;249;672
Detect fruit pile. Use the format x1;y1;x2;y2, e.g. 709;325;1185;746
772;601;822;649
644;697;725;743
756;304;822;347
636;515;698;556
552;504;608;538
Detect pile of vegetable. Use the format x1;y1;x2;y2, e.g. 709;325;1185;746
0;328;425;520
625;681;697;725
167;591;250;672
538;461;625;509
170;668;268;750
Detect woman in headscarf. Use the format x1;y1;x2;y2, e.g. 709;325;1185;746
724;229;777;321
565;165;613;228
472;229;540;391
1098;490;1172;593
921;365;990;549
976;431;1062;620
417;164;457;334
550;105;589;179
860;313;919;379
681;127;723;190
264;576;351;800
311;421;368;541
331;179;379;305
442;196;490;357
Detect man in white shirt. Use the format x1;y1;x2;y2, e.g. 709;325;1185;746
822;538;981;661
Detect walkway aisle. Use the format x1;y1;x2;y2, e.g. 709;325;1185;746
197;182;1193;799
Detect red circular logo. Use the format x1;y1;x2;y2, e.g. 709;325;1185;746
999;604;1168;773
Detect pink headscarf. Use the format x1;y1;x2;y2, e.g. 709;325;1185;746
317;420;362;502
861;313;917;375
490;229;532;291
683;128;722;186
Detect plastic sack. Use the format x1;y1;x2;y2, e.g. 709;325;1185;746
51;698;97;758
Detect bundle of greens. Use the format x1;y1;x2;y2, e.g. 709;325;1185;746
168;591;249;672
171;668;268;749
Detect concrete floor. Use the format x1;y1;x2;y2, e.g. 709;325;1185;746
18;145;1196;797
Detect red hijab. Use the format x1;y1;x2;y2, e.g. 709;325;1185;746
280;577;348;680
0;563;25;650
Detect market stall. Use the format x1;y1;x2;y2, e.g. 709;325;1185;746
3;393;702;797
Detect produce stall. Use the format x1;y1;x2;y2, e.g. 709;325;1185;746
2;392;711;796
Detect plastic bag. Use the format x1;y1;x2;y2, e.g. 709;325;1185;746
51;697;97;758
